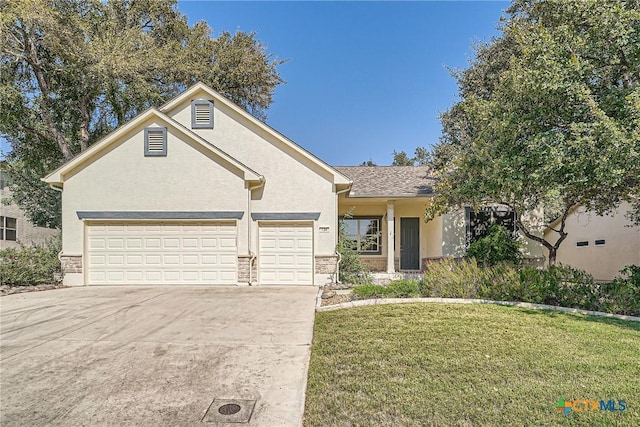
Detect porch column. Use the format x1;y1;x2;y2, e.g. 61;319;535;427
386;201;395;273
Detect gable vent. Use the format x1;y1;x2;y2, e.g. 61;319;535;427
191;100;214;129
144;127;167;156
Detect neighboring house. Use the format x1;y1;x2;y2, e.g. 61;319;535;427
335;166;545;273
44;82;351;286
545;203;640;281
0;167;59;249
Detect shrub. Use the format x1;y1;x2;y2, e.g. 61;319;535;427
420;258;488;298
0;240;61;286
336;215;370;284
465;224;521;267
475;263;523;301
353;279;420;299
513;265;596;308
602;265;640;316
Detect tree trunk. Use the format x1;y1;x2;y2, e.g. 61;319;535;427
547;247;557;266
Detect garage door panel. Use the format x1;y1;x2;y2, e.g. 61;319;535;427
259;223;313;285
87;222;237;285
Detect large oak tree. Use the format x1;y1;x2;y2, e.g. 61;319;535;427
1;0;285;227
428;0;640;265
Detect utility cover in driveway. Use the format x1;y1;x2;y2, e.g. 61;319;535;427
86;222;237;285
202;398;256;423
259;223;313;285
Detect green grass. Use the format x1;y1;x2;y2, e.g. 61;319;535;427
305;304;640;426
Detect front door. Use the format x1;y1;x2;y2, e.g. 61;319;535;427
400;218;420;270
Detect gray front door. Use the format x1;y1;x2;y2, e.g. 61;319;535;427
400;218;420;270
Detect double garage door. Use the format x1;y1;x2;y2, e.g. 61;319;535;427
86;222;314;285
87;222;238;285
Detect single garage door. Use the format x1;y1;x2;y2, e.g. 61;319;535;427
259;223;313;285
87;222;237;285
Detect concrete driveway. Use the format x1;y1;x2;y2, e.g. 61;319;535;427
0;286;318;426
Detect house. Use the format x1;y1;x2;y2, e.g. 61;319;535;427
545;203;640;281
45;82;546;287
1;166;59;249
335;166;545;273
45;83;351;286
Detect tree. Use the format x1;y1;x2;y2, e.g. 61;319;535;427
0;0;285;227
360;159;377;166
391;147;430;166
428;0;640;265
391;150;414;166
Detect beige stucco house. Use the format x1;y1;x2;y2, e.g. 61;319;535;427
545;203;640;281
1;168;59;249
45;82;548;287
44;83;352;286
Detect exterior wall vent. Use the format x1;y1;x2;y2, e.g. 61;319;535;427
191;100;214;129
144;127;167;156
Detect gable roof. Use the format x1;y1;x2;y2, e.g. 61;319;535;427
334;166;435;198
160;82;351;186
43;108;263;186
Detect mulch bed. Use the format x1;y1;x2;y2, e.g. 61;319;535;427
0;284;67;296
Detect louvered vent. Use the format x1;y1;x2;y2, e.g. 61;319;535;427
144;127;167;156
191;100;213;128
147;131;164;151
194;103;211;125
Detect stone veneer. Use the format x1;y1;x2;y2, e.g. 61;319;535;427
315;255;339;275
360;258;386;272
60;255;82;274
238;255;257;284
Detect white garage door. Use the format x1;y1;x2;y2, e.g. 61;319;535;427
259;223;313;285
87;222;237;285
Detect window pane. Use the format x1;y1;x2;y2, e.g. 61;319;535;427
6;217;16;229
6;229;16;241
361;219;379;252
359;219;378;235
343;220;359;236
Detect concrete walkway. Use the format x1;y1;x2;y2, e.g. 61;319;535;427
0;286;317;426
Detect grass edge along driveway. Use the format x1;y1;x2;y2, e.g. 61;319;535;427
304;303;640;426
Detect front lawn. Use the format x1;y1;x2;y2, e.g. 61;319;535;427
305;304;640;426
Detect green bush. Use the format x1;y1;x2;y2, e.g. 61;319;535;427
508;265;596;308
353;259;639;316
336;216;370;284
0;241;61;286
353;279;420;299
602;265;640;316
420;258;488;298
465;224;521;267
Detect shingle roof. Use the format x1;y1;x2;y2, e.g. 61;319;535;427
334;166;435;198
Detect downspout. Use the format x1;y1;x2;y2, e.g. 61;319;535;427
48;184;65;263
248;177;265;285
334;185;352;284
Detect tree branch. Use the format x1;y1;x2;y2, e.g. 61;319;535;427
19;24;74;160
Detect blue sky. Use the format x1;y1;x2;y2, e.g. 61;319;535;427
178;0;509;166
0;1;509;165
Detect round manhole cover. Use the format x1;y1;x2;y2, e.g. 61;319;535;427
218;403;241;415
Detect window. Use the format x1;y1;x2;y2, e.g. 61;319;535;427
144;127;167;156
1;216;17;241
191;99;214;129
595;239;606;246
466;207;517;246
576;241;589;247
341;216;382;254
